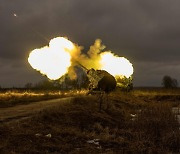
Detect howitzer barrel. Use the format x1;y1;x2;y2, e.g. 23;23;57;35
75;61;88;71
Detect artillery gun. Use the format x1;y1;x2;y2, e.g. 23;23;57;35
76;62;117;93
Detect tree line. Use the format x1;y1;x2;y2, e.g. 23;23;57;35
24;75;178;90
162;75;178;88
0;75;178;90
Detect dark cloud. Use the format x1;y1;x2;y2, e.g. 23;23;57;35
134;61;180;86
0;0;180;87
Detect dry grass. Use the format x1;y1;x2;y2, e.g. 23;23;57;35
0;89;87;107
0;89;179;153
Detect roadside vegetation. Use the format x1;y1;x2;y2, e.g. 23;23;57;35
0;89;86;108
0;88;179;153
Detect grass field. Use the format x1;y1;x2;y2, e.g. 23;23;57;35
0;89;86;108
0;88;179;153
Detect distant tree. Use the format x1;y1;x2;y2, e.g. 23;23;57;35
64;75;78;89
162;75;178;88
24;82;33;89
34;80;56;89
80;73;89;88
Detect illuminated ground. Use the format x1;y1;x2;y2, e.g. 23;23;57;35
0;89;179;153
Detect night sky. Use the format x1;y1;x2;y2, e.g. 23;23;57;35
1;0;180;87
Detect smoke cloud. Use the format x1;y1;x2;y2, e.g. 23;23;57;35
28;37;133;81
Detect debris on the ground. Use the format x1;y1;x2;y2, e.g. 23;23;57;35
35;133;42;137
130;113;137;121
45;134;52;138
87;139;100;145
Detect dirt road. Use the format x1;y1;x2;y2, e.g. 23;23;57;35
0;97;73;123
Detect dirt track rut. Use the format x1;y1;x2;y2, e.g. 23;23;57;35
0;97;73;123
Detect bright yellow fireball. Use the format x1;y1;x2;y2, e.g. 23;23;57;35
100;52;133;78
28;37;75;80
